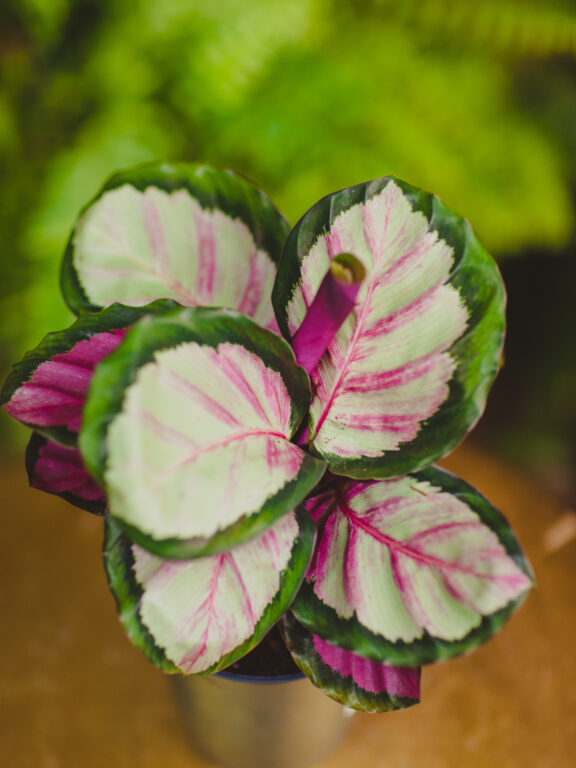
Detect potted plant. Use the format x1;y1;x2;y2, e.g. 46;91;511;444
1;163;533;768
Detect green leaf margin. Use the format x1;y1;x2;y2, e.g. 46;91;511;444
61;161;291;316
103;508;316;675
273;177;506;479
291;465;533;666
80;306;326;558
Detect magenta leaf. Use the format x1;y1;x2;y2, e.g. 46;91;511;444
281;613;420;712
4;332;124;444
292;467;533;666
26;432;106;515
1;300;178;446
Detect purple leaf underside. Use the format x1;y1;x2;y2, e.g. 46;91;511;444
4;330;126;433
312;632;420;698
27;434;106;513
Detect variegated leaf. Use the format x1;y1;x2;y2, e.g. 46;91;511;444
62;162;289;332
292;467;532;665
80;307;326;558
26;432;106;515
0;300;178;446
273;178;506;478
281;613;420;712
104;509;315;675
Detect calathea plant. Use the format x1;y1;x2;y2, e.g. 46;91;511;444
1;163;532;713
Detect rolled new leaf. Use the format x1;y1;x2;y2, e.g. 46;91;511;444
80;307;326;558
293;467;532;666
62;162;289;332
273;177;506;478
290;253;366;374
281;613;420;713
104;509;315;675
26;432;106;515
1;300;178;447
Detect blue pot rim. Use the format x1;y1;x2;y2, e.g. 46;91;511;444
216;669;305;684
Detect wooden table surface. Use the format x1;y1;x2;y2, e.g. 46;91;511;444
1;443;574;767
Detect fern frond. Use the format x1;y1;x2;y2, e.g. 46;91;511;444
379;0;576;58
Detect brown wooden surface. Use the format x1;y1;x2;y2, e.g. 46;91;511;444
1;443;574;767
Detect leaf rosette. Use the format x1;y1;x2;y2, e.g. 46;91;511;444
1;163;533;711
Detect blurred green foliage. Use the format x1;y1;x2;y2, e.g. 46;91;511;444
1;0;576;484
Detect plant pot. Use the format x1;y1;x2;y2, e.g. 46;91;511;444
171;670;353;768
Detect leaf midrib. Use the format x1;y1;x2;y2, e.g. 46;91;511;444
339;494;496;580
309;199;421;443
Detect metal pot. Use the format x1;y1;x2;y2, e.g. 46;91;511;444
171;670;353;768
